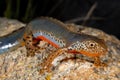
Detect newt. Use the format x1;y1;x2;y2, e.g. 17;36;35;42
0;17;108;74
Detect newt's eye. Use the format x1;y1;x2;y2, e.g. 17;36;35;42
89;43;95;47
85;41;97;49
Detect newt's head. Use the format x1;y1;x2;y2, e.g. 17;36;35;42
67;35;108;57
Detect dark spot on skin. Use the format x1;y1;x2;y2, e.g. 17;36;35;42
28;47;31;50
28;40;32;42
47;44;50;46
35;49;37;51
27;42;30;45
23;38;26;41
59;40;62;44
26;36;31;39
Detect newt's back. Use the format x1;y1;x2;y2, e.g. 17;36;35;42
27;17;72;48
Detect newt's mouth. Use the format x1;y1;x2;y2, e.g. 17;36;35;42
79;50;101;57
67;49;104;57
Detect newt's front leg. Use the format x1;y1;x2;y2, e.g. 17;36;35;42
93;57;107;67
39;48;68;74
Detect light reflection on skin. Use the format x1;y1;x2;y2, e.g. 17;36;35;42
0;41;18;53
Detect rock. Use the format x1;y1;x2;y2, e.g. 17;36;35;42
0;18;119;80
0;17;25;37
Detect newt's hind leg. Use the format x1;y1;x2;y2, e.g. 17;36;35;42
23;32;40;57
39;48;68;74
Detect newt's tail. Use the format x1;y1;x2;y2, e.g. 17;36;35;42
0;27;26;54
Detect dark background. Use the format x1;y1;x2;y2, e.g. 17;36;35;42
0;0;120;39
